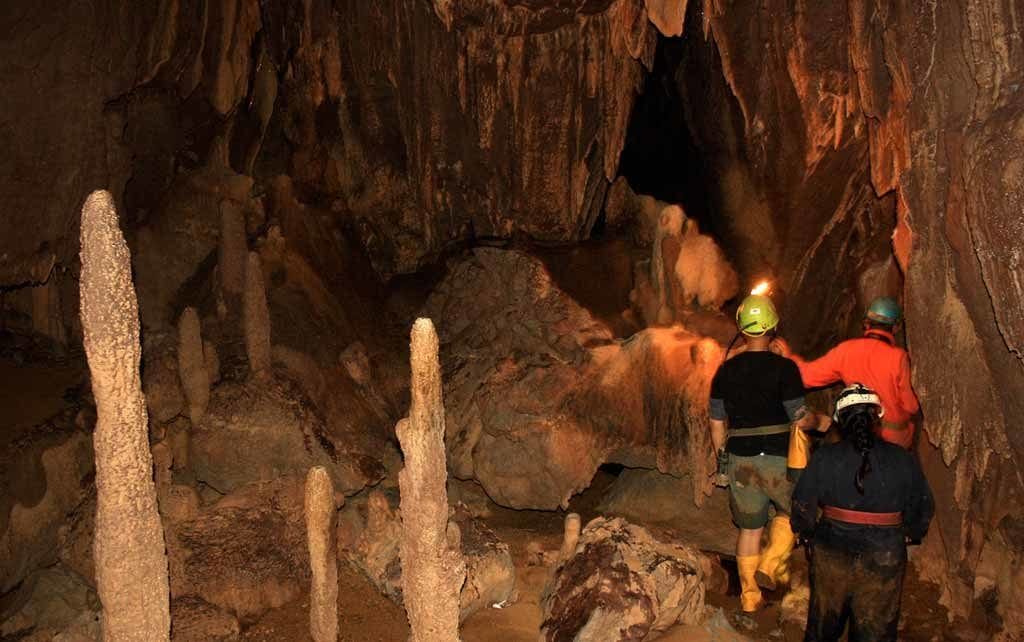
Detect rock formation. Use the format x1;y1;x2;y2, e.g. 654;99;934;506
339;492;514;623
176;308;210;425
559;513;582;563
78;190;170;641
188;378;382;496
424;248;722;509
540;517;708;642
244;252;272;378
396;319;465;642
217;201;247;303
304;467;338;642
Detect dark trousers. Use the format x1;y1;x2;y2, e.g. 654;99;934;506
805;540;906;642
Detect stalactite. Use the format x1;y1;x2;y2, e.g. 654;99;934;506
397;318;465;642
244;251;271;378
177;307;210;424
305;466;338;642
79;189;170;642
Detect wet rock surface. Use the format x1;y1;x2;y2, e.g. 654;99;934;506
540;516;708;642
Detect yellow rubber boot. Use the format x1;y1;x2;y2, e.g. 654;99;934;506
755;516;796;590
736;555;764;612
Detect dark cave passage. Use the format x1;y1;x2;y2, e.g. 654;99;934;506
618;34;716;228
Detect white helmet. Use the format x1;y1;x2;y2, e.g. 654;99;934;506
833;383;884;422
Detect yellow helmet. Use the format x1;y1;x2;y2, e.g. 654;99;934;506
735;294;779;337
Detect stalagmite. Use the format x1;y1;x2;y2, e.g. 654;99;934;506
305;466;338;642
396;318;465;642
244;251;272;377
559;513;582;562
177;307;210;424
78;190;170;642
218;201;247;301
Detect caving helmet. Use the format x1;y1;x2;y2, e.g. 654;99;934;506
865;296;902;326
832;383;884;422
735;294;779;337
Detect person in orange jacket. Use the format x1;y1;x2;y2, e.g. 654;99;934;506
771;297;920;449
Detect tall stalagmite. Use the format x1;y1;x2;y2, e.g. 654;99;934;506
305;466;338;642
244;251;271;377
397;319;465;642
177;307;210;424
79;190;170;641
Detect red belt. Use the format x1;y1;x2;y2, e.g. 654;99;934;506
822;505;903;527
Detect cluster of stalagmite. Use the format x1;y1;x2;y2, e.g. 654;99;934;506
177;307;210;424
305;467;338;642
244;251;271;377
79;190;170;642
397;318;466;642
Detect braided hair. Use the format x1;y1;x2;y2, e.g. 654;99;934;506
834;384;882;494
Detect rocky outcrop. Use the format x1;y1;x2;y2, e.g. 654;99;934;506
540;517;708;642
0;429;94;595
189;378;383;496
79;190;170;642
167;478;307;622
424;248;722;509
338;492;515;624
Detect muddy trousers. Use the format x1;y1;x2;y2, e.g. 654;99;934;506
805;541;906;642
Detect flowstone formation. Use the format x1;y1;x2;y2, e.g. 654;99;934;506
79;190;170;642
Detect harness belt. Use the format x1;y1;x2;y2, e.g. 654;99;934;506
728;423;791;439
822;505;903;527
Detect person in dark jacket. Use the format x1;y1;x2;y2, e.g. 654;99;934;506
792;383;935;642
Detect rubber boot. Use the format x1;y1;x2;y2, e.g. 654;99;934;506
755;516;796;591
736;555;764;612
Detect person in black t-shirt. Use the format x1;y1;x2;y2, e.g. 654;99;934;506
792;384;934;641
709;294;826;613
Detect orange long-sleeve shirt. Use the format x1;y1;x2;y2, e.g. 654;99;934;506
791;329;920;449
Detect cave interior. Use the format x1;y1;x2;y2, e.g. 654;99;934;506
1;0;1023;640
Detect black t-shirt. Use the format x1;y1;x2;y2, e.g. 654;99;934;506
709;351;805;457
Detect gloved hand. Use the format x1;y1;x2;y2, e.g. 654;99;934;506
714;449;730;488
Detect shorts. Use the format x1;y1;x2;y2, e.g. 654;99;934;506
727;453;793;529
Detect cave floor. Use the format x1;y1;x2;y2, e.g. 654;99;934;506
241;475;966;642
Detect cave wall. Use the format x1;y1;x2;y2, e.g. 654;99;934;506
685;0;1024;628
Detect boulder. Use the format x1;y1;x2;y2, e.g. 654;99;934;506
423;248;723;509
540;517;708;642
340;492;515;622
189;377;383;496
168;478;308;621
598;469;736;556
170;597;241;642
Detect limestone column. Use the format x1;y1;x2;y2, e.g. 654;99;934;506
397;318;465;642
244;251;271;377
79;190;170;642
305;466;338;642
177;307;209;424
